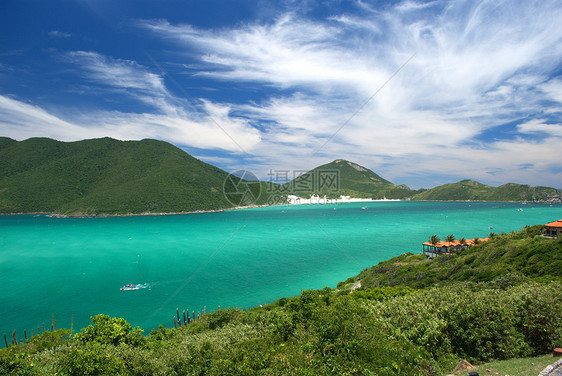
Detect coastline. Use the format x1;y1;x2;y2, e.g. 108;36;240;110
1;199;559;218
0;204;273;218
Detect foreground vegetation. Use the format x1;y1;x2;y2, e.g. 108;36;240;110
1;227;561;375
467;354;556;376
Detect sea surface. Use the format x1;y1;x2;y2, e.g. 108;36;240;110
1;201;561;338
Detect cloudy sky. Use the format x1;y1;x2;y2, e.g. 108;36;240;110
1;0;561;189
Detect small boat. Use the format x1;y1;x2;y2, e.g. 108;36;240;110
361;206;368;210
120;284;144;291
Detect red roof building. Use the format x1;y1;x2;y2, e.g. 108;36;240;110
545;220;562;237
422;237;490;258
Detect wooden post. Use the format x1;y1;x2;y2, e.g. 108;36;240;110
12;330;17;345
3;333;8;348
42;323;45;333
183;310;187;326
24;330;28;344
173;316;177;329
203;306;206;315
38;326;41;335
31;329;34;337
176;308;181;326
70;315;74;336
51;314;54;332
192;311;195;321
54;319;57;331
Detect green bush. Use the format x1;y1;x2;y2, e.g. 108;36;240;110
74;315;144;347
54;342;125;376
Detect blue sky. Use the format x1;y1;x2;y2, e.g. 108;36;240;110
1;0;562;189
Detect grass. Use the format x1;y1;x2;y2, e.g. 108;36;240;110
450;354;560;376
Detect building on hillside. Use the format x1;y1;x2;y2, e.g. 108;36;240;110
545;219;562;237
422;237;490;259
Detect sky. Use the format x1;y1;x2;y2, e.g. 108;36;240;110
1;0;562;189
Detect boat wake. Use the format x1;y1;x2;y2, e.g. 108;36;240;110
120;283;150;291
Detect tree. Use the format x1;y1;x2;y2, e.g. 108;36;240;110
472;237;480;245
445;234;456;247
429;235;440;246
74;314;144;346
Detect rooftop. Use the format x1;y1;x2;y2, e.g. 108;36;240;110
545;219;562;228
423;238;490;248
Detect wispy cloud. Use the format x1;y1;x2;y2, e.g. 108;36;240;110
4;0;562;189
48;30;72;38
138;0;562;187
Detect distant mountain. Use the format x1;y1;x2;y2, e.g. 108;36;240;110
411;179;562;202
0;137;262;215
285;159;418;199
2;137;560;215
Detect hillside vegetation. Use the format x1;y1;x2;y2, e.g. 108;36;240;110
0;137;256;215
284;159;421;199
2;226;561;375
356;224;561;289
411;179;561;202
1;137;561;215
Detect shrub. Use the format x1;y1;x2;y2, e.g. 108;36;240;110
54;342;124;376
74;315;144;347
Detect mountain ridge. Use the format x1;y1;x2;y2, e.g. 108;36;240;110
0;137;239;215
283;159;419;199
1;137;561;215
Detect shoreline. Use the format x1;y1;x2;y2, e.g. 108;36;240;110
0;204;274;218
1;199;559;218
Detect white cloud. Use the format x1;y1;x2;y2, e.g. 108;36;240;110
540;78;562;104
48;30;72;38
137;0;562;187
0;94;261;153
4;0;562;189
517;119;562;137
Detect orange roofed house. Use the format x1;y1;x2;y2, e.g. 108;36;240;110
545;220;562;237
423;237;490;259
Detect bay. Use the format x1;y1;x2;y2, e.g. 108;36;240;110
1;201;561;338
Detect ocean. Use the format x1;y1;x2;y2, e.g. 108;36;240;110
1;201;561;338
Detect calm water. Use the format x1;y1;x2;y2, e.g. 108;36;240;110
1;201;561;337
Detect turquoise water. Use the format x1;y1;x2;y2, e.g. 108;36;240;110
1;201;561;338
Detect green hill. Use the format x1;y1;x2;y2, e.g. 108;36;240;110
411;179;561;202
355;225;562;290
0;137;253;215
285;159;418;199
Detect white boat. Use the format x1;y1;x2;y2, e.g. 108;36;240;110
120;283;144;291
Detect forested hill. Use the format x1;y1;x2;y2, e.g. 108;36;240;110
1;137;561;215
285;159;419;199
411;179;561;202
0;137;241;215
